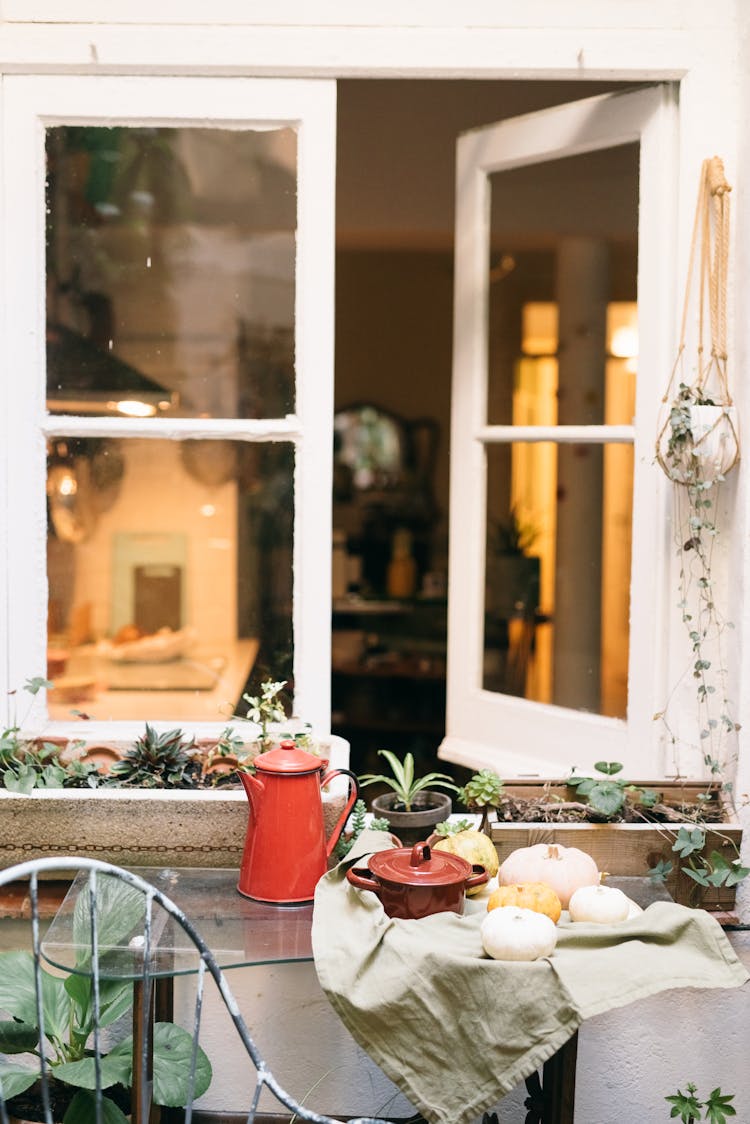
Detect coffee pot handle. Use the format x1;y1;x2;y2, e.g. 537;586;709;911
321;768;359;857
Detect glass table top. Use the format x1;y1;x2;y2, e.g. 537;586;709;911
41;867;313;980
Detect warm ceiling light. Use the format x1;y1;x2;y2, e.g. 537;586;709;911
610;326;639;360
114;400;158;418
59;472;77;496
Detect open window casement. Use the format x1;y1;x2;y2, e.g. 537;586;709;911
440;86;678;780
1;75;336;738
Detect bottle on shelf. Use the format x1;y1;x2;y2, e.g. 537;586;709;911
386;527;417;599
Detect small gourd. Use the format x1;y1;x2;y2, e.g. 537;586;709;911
481;906;558;962
487;881;562;924
498;843;599;909
433;829;500;894
568;884;630;924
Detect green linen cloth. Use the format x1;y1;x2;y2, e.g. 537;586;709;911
312;831;749;1124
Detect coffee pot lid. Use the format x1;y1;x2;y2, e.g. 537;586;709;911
254;740;325;774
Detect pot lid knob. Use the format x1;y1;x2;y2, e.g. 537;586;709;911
410;842;431;867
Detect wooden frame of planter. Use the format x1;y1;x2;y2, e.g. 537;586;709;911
490;780;742;913
0;734;351;871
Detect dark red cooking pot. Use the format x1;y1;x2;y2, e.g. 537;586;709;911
346;840;487;919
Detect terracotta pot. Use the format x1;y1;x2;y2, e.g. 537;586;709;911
371;790;452;845
347;840;487;919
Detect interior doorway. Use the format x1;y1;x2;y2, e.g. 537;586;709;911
331;78;638;777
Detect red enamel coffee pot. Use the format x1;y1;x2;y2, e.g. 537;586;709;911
237;741;358;904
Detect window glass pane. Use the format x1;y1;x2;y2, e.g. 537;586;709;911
487;143;639;426
45;126;297;419
46;437;293;722
483;439;632;719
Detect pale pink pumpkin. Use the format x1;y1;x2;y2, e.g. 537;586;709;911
498;843;599;908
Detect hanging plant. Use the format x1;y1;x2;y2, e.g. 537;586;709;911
656;156;739;483
654;157;740;790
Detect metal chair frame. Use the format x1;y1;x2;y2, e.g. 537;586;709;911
0;856;388;1124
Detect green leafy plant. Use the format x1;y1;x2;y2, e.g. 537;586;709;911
457;770;505;835
241;679;289;746
658;827;749;898
665;1082;736;1123
656;381;740;822
489;507;538;556
107;723;200;788
0;877;212;1122
433;818;475;837
332;799;392;860
567;761;660;818
0;678;65;793
359;751;458;812
567;762;748;902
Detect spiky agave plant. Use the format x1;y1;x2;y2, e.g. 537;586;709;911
108;724;200;788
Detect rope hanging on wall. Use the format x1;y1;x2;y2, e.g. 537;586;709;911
655;156;739;483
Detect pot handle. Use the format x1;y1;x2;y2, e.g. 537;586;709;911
322;768;359;858
346;866;381;897
466;864;488;891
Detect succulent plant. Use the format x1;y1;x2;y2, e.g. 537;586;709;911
108;724;200;789
457;769;505;835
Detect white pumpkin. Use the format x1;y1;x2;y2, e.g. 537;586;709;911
568;884;630;924
481;906;558;962
498;843;599;909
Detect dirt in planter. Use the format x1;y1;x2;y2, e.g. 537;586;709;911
494;792;719;826
7;1080;131;1122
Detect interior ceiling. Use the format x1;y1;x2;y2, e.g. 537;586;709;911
336;78;636;250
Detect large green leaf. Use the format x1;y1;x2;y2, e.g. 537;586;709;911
63;1089;130;1124
0;1056;40;1100
0;1018;41;1053
64;975;133;1039
104;1023;212;1106
152;1022;212;1107
54;1049;131;1091
0;952;70;1041
585;780;626;817
72;876;148;970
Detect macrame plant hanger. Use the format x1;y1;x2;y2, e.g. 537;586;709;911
655;156;739;482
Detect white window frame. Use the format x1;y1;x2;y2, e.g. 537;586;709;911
440;86;680;780
1;74;336;740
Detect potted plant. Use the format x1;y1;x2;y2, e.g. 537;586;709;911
654;158;740;789
456;769;505;836
358;750;458;845
0;875;212;1123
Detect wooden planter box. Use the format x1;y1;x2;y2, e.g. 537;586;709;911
490;780;742;913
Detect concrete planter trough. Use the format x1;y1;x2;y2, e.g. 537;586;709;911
0;734;351;871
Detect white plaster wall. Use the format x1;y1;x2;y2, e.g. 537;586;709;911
175;933;750;1121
